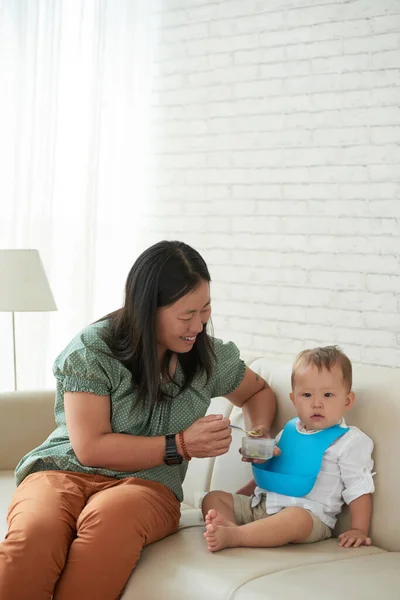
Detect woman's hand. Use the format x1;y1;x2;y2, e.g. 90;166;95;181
182;414;231;458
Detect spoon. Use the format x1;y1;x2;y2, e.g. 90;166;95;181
229;424;264;437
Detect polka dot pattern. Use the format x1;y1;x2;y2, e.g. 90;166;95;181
14;320;246;501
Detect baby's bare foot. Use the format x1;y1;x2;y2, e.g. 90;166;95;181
205;508;236;528
204;523;236;552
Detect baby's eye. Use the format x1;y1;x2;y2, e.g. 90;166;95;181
303;393;312;398
324;392;333;397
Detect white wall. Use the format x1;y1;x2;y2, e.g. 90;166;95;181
141;0;400;367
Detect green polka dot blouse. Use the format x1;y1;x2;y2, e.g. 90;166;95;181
15;320;246;501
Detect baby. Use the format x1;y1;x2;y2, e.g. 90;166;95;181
202;346;375;551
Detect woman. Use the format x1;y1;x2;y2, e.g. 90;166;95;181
0;240;276;600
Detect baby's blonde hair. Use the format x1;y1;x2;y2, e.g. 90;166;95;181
291;346;352;391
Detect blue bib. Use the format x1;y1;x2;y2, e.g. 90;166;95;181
252;418;349;497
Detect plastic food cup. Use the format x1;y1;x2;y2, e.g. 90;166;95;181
241;436;275;460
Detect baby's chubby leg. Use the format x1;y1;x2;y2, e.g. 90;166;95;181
201;490;237;527
205;506;314;552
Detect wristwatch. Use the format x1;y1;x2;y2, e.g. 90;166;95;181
164;433;184;466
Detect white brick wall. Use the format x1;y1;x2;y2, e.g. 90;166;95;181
143;0;400;368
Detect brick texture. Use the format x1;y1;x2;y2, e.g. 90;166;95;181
143;0;400;368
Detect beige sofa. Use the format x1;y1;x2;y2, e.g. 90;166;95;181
1;358;400;599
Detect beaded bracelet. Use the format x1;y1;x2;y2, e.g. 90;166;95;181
178;430;191;461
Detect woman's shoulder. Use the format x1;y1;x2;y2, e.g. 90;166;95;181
209;335;240;358
206;335;246;397
78;319;112;348
210;336;240;365
54;319;114;370
53;319;120;394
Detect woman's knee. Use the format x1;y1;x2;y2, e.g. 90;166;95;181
9;510;74;550
2;510;75;580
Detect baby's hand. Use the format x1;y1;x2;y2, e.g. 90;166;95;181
239;427;281;464
338;529;372;548
241;446;281;464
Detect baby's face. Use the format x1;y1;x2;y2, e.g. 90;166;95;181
290;364;355;430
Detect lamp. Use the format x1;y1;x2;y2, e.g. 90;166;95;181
0;250;57;390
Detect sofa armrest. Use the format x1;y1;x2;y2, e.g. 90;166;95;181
0;391;56;470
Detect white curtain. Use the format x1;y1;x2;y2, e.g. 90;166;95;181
0;0;155;391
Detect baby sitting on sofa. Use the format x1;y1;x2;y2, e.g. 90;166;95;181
202;346;375;552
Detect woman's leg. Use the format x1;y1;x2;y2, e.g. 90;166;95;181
54;477;180;600
0;471;88;600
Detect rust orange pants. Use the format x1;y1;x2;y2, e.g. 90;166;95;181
0;471;180;600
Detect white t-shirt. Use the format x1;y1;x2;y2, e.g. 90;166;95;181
252;418;375;528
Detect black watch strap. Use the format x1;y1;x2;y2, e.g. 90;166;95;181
164;433;183;466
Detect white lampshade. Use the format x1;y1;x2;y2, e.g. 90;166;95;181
0;249;57;312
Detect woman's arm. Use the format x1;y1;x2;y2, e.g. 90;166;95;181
65;392;231;471
225;367;276;433
65;392;164;470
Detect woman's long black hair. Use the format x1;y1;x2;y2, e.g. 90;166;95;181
102;240;214;405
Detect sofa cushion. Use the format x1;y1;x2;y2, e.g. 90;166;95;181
231;552;400;600
0;472;15;541
122;525;385;600
0;391;56;471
